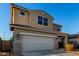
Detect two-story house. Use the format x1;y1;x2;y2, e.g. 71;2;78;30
10;4;68;56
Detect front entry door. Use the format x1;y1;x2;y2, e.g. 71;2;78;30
58;38;64;48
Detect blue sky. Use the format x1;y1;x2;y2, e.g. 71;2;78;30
0;3;79;40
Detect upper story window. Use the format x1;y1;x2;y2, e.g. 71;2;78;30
43;18;48;26
19;11;25;16
57;28;60;31
38;16;48;26
38;16;43;25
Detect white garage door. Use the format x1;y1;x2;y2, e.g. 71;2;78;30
20;33;56;52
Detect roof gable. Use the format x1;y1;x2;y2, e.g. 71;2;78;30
11;3;54;20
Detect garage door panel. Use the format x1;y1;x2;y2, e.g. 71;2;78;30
20;34;56;52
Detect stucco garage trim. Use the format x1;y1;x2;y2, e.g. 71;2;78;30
19;33;57;38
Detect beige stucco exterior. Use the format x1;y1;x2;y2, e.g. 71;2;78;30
12;27;67;55
11;6;53;30
10;4;68;55
53;23;62;31
29;10;53;30
11;7;30;25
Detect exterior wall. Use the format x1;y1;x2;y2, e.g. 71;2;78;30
11;6;53;31
53;24;62;31
11;7;30;25
12;28;68;55
13;28;58;55
13;28;58;41
29;10;53;30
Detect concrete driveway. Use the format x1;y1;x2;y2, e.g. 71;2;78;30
47;51;79;56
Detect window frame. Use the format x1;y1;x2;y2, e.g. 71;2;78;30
38;16;48;26
38;16;43;25
19;11;25;16
43;18;48;26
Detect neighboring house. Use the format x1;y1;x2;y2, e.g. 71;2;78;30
68;34;79;49
10;4;68;55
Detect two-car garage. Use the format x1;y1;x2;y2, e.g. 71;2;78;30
19;33;57;55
